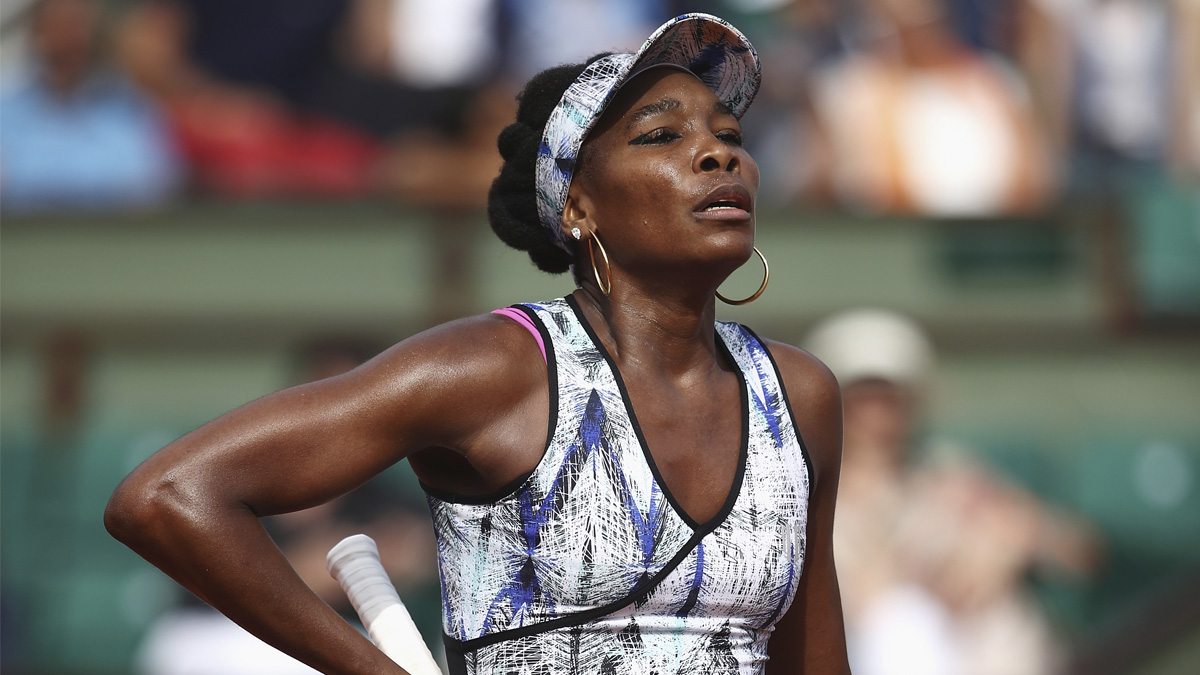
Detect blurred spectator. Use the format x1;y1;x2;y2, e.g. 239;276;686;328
1052;0;1169;168
805;308;1101;675
1016;0;1199;327
804;0;1055;216
500;0;672;82
1021;0;1199;184
114;0;510;206
113;0;382;199
0;0;182;213
363;0;514;208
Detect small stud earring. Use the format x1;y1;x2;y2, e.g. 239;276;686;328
571;227;582;240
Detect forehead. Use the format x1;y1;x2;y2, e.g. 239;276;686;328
589;67;727;138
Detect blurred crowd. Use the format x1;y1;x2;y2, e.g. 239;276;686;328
2;0;1197;215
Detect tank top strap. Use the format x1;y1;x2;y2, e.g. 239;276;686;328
715;321;813;500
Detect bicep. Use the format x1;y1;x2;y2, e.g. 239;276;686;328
133;368;417;517
120;316;537;517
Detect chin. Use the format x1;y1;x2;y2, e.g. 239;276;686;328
708;229;755;262
679;237;752;280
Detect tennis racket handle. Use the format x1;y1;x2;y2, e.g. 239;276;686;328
326;534;443;675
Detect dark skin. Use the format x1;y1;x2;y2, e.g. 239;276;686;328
105;68;849;674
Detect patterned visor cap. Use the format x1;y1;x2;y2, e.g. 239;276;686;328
535;13;762;254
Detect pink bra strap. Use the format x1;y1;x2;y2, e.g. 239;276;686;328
492;307;547;363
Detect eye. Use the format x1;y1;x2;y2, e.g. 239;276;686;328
629;128;681;145
717;129;744;146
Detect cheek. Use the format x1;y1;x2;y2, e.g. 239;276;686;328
589;160;684;221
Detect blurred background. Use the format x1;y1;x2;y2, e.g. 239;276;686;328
1;0;1197;673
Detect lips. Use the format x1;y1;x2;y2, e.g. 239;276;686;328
696;183;753;217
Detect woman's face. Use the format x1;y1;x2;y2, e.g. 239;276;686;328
566;67;760;277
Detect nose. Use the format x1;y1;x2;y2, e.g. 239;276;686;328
694;134;741;174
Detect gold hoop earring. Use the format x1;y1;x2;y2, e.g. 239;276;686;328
589;234;613;297
717;247;769;305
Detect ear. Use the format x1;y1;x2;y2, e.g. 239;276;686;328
562;188;594;241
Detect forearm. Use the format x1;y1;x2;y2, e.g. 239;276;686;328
105;473;405;675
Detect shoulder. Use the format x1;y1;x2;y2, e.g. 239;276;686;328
364;310;546;395
372;310;551;486
758;336;843;485
324;310;547;446
756;337;840;413
720;323;838;408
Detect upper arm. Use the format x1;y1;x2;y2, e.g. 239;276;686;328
112;312;548;518
763;339;851;673
768;340;842;495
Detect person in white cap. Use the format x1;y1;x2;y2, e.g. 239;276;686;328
106;13;851;675
806;309;1096;675
805;309;956;674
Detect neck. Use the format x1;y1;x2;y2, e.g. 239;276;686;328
574;276;723;378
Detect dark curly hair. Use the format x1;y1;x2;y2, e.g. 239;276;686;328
487;53;611;274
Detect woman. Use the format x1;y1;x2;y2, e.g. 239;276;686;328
105;13;850;675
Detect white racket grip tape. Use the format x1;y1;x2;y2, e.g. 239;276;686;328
326;534;443;675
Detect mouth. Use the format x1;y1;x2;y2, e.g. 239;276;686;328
702;198;746;211
696;184;753;216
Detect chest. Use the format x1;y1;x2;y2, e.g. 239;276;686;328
622;372;743;525
532;321;807;598
519;378;808;622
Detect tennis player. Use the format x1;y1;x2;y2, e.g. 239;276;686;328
106;13;850;674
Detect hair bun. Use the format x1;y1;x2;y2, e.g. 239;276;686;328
487;53;612;276
496;123;537;163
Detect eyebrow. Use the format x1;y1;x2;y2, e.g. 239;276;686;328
625;99;737;131
626;98;681;130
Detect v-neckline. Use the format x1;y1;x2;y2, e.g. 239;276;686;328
565;295;749;531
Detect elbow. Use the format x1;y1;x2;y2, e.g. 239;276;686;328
104;469;200;552
104;473;162;549
104;477;147;547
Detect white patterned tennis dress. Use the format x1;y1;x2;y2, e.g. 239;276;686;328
423;296;812;674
